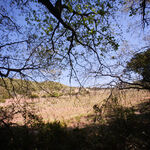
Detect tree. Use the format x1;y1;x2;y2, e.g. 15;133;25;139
122;0;150;28
0;0;150;138
0;0;149;90
0;0;121;88
126;48;150;83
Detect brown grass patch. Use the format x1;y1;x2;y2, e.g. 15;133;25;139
0;89;150;128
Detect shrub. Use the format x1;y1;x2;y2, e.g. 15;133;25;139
48;92;63;97
41;95;47;98
0;99;6;103
29;93;39;99
0;86;12;100
113;106;135;120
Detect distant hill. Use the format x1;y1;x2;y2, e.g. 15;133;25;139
0;78;75;102
0;78;103;102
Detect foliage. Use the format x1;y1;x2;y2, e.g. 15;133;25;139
0;78;35;95
126;49;150;82
39;81;65;91
122;0;150;27
0;0;150;93
0;99;6;103
48;92;63;97
29;93;39;99
0;78;67;99
0;0;121;85
111;105;135;120
0;86;12;101
0;1;150;148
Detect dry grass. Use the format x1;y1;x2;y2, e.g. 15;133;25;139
0;89;150;128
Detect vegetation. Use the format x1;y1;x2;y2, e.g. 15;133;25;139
29;93;39;99
0;0;150;149
0;0;150;87
127;49;150;82
126;49;150;89
0;86;12;101
0;78;91;101
0;78;68;100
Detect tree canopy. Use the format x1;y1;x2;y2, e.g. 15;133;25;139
0;0;150;87
127;49;150;82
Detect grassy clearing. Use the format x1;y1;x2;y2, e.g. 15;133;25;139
0;88;150;127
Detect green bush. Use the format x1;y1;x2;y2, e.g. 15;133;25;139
48;92;63;97
29;93;39;99
0;86;12;100
41;94;47;98
0;99;6;103
113;106;135;120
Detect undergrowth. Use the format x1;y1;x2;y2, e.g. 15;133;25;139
0;99;150;150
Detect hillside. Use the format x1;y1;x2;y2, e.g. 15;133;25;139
0;78;88;102
0;78;66;101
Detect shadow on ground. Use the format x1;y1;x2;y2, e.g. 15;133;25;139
0;100;150;150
